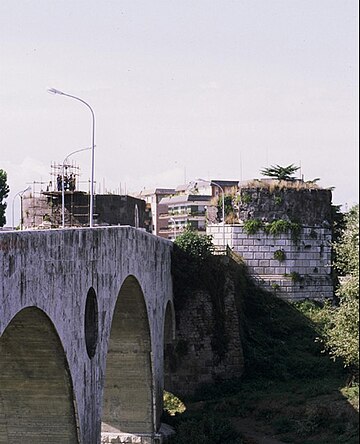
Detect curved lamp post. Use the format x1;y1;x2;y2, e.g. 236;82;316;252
61;147;92;228
195;178;226;250
47;88;96;227
12;186;31;230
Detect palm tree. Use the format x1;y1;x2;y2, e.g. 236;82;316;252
260;164;300;181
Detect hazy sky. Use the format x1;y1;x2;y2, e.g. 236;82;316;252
1;0;358;225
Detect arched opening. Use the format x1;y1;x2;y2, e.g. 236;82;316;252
0;307;79;444
102;275;153;435
85;287;98;359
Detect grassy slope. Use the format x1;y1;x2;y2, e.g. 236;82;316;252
165;260;359;444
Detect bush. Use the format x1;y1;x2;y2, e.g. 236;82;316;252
243;219;264;234
174;227;214;260
163;391;186;416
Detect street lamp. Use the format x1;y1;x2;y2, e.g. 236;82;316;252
61;147;92;228
47;87;96;227
12;186;31;230
195;178;226;250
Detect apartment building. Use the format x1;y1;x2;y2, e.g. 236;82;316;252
158;194;212;240
136;188;175;237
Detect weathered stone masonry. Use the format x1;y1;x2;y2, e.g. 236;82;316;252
208;186;334;300
0;227;174;444
208;225;332;300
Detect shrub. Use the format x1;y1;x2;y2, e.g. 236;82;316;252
163;391;186;416
265;219;291;236
243;219;264;234
174;227;214;260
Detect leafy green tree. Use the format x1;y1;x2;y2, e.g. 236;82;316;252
326;205;359;371
174;227;214;260
260;164;300;181
0;169;10;227
334;205;359;278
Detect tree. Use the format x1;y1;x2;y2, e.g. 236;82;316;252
260;164;300;181
174;226;214;260
325;205;359;372
0;169;10;227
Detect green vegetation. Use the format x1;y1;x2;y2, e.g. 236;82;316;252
0;169;10;227
243;218;264;234
163;391;186;416
265;219;302;243
260;164;300;181
167;206;359;444
274;249;286;262
325;205;358;372
296;206;359;374
288;271;302;283
243;218;302;243
174;226;214;260
240;191;252;204
166;271;358;442
274;195;283;205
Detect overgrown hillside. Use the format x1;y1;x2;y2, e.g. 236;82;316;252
165;243;359;444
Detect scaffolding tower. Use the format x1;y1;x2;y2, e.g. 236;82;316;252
22;161;91;228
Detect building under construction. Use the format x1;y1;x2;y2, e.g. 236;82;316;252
22;162;151;231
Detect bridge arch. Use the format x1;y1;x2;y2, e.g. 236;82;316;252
0;307;79;444
102;275;154;434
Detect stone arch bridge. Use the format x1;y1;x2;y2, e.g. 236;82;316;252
0;227;174;444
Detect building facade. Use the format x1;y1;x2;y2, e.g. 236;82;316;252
158;194;212;240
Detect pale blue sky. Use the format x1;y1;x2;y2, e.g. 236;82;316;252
1;0;358;225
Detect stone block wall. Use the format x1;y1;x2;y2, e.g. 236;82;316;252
207;224;333;300
237;186;332;226
164;278;244;397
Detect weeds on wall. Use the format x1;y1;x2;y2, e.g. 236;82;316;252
274;249;286;262
273;195;283;205
243;218;302;243
240;191;252;204
243;218;264;234
285;271;303;283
